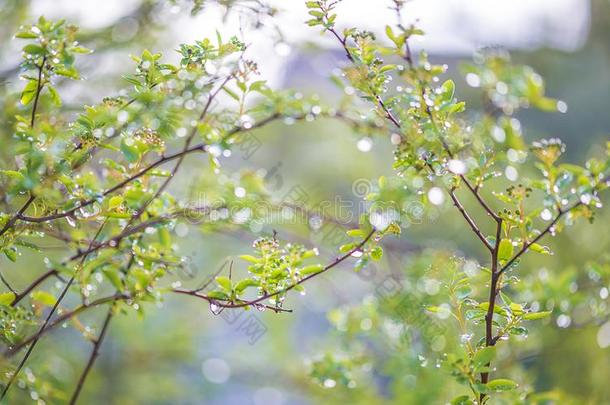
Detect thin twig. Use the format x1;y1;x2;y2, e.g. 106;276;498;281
174;229;375;310
69;306;114;405
0;221;108;400
449;188;493;251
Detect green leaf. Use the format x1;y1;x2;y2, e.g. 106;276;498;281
370;246;383;261
450;395;474;405
55;67;80;80
486;378;518;392
215;276;232;292
23;44;44;55
346;229;365;238
300;264;324;276
120;140;140;163
20;80;38;105
103;268;123;290
239;255;261;263
234;279;259;293
509;326;528;336
3;248;17;262
108;196;124;210
473;346;496;370
207;290;229;300
15;31;39;39
158;227;171;248
498;239;514;263
529;243;552;255
0;292;16;306
523;310;552;320
0;170;25;181
440;79;455;102
47;85;61;106
31;291;57;306
339;243;356;253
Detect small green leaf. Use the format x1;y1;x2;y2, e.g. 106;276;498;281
120;139;140;163
47;85;61;106
300;264;324;276
529;243;552;255
207;290;229;300
108;196;124;210
450;395;474;405
346;229;366;238
239;255;261;263
0;292;16;306
0;170;25;180
103;268;123;290
486;378;518;392
15;31;39;39
234;279;259;293
523;311;552;320
215;276;232;292
23;44;45;55
20;80;38;105
3;248;17;262
31;291;57;306
498;239;514;263
440;79;455;102
158;227;171;248
473;346;496;370
370;246;383;261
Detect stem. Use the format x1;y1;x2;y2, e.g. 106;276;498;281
5;293;128;357
30;56;46;128
0;195;35;237
449;188;493;251
175;230;376;310
10;269;59;307
0;222;107;400
480;218;502;401
498;203;580;276
69;307;114;405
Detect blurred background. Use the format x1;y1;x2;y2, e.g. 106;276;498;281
0;0;609;404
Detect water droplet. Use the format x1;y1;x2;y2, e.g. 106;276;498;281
428;187;444;206
447;159;467;175
357;137;373;152
540;209;553;221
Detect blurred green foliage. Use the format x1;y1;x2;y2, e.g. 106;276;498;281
0;1;609;404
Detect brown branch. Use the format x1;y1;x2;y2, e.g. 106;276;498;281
69;306;114;405
325;26;402;130
18;144;207;224
0;195;35;237
449;188;493;251
480;217;503;392
10;269;59;307
130;74;233;222
498;202;582;276
0;221;107;399
30;56;46;128
5;293;128;357
175;229;376;310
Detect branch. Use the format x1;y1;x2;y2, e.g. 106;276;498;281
449;188;493;251
0;195;35;237
69;306;114;405
174;229;376;310
4;293;129;357
326;27;402;130
0;221;107;400
498;202;582;276
10;269;59;307
30;56;46;128
18;144;207;224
